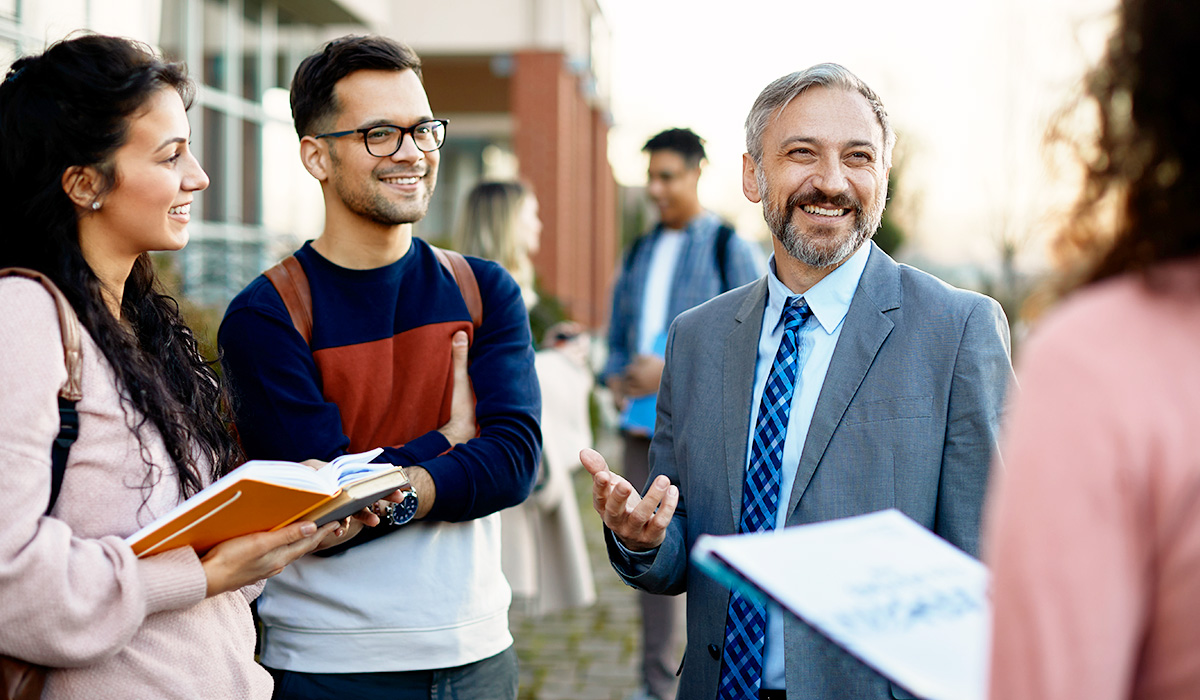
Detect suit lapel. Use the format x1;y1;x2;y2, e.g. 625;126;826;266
723;278;768;527
786;243;902;519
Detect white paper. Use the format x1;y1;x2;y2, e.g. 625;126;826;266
692;509;989;700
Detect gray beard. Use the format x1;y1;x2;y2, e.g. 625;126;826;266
760;173;884;269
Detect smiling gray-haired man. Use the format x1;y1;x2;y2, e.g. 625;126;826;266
584;63;1014;700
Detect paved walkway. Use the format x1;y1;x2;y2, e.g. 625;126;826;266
507;432;684;700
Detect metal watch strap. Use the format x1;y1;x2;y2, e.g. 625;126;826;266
385;489;418;526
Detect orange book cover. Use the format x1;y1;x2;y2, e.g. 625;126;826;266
129;479;332;557
126;449;402;558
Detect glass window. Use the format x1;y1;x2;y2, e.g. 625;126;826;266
159;0;184;64
202;107;226;221
241;2;261;100
242;119;261;225
419;137;490;246
202;0;227;90
199;238;227;302
240;240;262;289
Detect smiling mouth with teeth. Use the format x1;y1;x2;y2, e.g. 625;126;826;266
801;204;848;217
381;175;422;185
168;204;189;215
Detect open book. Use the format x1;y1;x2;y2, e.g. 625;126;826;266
126;448;409;558
691;509;989;700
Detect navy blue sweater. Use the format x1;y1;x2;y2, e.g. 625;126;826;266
219;239;541;525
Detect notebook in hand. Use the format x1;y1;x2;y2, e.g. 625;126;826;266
691;509;989;700
126;448;409;558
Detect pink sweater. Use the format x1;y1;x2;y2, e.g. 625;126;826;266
0;278;270;699
985;258;1200;700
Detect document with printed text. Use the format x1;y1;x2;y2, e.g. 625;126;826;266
691;509;989;700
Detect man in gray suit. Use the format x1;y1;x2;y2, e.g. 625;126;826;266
583;64;1013;700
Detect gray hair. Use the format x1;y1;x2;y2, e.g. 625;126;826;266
745;63;896;168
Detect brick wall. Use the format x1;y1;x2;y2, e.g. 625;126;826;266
512;50;616;328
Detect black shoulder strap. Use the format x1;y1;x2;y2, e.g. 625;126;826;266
714;222;734;293
50;398;79;514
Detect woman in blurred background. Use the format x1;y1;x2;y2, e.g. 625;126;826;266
454;180;597;616
985;1;1200;698
0;34;337;699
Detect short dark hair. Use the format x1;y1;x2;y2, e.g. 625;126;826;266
642;128;706;168
290;35;422;138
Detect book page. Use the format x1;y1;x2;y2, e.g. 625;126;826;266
692;509;988;700
321;448;392;488
305;467;410;525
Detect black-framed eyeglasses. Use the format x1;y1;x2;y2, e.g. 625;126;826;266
313;119;449;157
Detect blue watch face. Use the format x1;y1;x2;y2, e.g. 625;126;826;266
388;490;418;526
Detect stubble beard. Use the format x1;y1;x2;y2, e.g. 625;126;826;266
329;149;436;226
759;170;886;270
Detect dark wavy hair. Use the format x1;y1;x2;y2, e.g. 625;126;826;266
1054;0;1200;289
0;34;242;498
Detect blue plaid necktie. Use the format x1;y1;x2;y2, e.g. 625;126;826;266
717;297;812;700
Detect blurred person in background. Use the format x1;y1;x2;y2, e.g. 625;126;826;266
600;128;764;700
454;180;597;617
0;34;337;699
986;1;1200;698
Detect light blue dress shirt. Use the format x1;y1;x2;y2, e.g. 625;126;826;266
754;243;871;690
612;242;872;691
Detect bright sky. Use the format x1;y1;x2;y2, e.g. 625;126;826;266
600;0;1117;271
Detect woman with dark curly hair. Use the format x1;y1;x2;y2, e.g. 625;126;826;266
985;0;1200;698
0;34;340;698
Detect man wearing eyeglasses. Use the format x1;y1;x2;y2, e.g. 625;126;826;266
218;35;540;699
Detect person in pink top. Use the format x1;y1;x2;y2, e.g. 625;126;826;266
0;35;344;698
985;1;1200;698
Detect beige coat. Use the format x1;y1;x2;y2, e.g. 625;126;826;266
500;345;597;616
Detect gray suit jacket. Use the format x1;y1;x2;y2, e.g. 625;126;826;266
608;243;1013;699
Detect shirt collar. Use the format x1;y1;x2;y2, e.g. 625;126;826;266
765;242;872;335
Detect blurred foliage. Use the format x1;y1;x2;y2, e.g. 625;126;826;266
874;160;907;256
528;280;570;350
875;175;905;255
975;241;1043;356
150;253;225;368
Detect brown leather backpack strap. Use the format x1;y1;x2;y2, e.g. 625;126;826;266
0;268;82;401
263;255;314;344
432;246;483;329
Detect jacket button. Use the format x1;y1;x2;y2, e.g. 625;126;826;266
708;644;720;660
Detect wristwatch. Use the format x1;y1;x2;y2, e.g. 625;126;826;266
383;486;418;527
